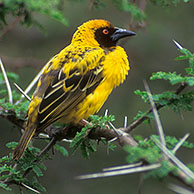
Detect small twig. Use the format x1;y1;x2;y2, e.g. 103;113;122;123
138;173;144;194
173;133;190;153
76;163;161;180
1;15;24;38
18;185;24;194
14;83;31;102
38;137;56;158
0;59;13;104
89;0;94;10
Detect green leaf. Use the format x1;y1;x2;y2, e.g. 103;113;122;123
108;142;117;151
89;114;115;128
125;135;194;170
133;110;154;125
189;58;194;68
0;99;30;119
150;72;184;85
80;142;90;159
70;126;89;149
134;90;148;102
125;144;161;164
6;141;18;149
112;0;146;21
0;182;12;191
145;160;174;179
0;72;19;82
186;67;194;75
175;55;190;60
29;176;47;193
55;144;68;157
179;48;193;58
0;0;68;33
33;165;43;177
0;155;10;162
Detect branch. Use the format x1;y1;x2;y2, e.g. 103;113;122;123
0;105;25;129
123;82;188;133
0;81;192;191
0;14;24;38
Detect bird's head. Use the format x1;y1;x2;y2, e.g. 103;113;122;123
72;19;136;48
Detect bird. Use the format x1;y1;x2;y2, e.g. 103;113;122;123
13;19;136;160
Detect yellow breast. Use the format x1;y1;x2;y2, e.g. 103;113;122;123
64;46;129;123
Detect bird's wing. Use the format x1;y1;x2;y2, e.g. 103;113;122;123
36;48;105;131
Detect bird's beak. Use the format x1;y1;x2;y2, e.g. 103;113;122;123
111;27;136;41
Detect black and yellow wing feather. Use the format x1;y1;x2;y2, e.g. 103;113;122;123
37;64;104;131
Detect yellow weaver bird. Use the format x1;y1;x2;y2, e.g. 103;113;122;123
13;19;135;160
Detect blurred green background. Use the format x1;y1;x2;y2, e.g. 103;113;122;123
1;1;194;193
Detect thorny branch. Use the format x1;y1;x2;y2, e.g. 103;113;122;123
124;83;188;133
1;81;193;191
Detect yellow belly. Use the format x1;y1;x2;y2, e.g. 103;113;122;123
61;79;112;124
60;46;129;124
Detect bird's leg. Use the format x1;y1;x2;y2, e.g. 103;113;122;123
79;119;110;129
79;119;93;127
105;124;110;129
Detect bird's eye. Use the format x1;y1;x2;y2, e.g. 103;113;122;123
102;29;109;35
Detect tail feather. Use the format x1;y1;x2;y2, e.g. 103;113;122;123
13;127;36;160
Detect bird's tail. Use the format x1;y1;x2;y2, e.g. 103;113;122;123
13;127;36;160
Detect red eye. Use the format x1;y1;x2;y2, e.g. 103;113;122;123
102;29;109;35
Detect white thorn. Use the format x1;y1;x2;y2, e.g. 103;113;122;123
169;183;194;194
76;163;161;180
124;116;127;128
21;183;40;194
104;109;109;117
108;121;121;137
108;121;116;130
173;40;183;50
0;59;13;104
14;82;31;103
38;133;72;142
143;80;166;150
108;137;118;143
103;162;143;172
172;133;190;153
